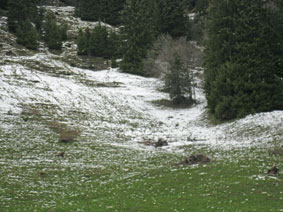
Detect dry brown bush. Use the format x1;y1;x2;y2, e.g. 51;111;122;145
143;34;203;77
47;121;81;143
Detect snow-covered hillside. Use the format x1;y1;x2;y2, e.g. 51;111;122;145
1;6;283;155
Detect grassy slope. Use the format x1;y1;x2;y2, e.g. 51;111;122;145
0;6;282;212
0;150;282;212
0;116;282;211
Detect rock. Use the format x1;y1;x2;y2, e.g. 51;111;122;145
177;154;211;166
56;151;65;157
5;50;16;56
267;164;279;175
139;138;169;148
39;171;46;176
154;138;168;148
138;139;154;146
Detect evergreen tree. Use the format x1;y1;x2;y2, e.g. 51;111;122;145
195;0;209;15
60;23;68;41
106;29;122;59
43;11;65;50
77;26;121;59
120;0;156;75
0;0;8;9
164;53;193;104
88;23;108;57
47;21;62;50
75;0;125;25
187;0;197;10
204;0;283;120
111;58;119;68
7;0;39;32
16;20;39;50
76;0;99;21
99;0;126;25
77;28;89;55
158;0;189;38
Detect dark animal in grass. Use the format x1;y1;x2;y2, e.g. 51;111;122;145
56;151;65;157
267;164;279;175
177;154;211;166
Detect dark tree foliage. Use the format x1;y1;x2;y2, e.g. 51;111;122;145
59;0;77;6
7;0;41;49
107;29;122;59
7;0;40;32
164;53;193;104
204;0;283;120
75;0;125;25
77;24;121;59
43;11;67;50
75;0;98;21
88;23;109;57
77;28;90;55
195;0;209;15
158;0;189;38
120;0;157;75
16;20;39;50
187;0;197;10
0;0;8;9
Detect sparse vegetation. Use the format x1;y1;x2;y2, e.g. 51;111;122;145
43;10;68;50
270;146;283;156
58;128;81;143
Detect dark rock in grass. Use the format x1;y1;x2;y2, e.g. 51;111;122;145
58;130;80;143
138;138;169;148
267;164;279;176
59;137;73;143
154;138;168;148
56;151;65;157
138;139;154;146
6;50;16;56
177;154;211;166
39;171;46;176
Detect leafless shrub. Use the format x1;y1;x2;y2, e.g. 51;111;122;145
143;34;203;77
47;120;81;143
21;105;42;117
270;146;283;156
58;129;80;143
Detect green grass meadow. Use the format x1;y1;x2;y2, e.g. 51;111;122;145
0;120;282;212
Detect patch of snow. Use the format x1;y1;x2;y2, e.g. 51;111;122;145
1;6;283;154
1;51;283;153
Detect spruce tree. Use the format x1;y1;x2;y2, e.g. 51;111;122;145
44;11;64;50
16;20;39;50
158;0;189;38
77;26;121;59
120;0;156;75
204;0;283;120
60;23;68;41
76;0;125;25
0;0;8;9
77;0;100;21
164;53;193;104
77;28;89;55
88;23;108;57
7;0;39;32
